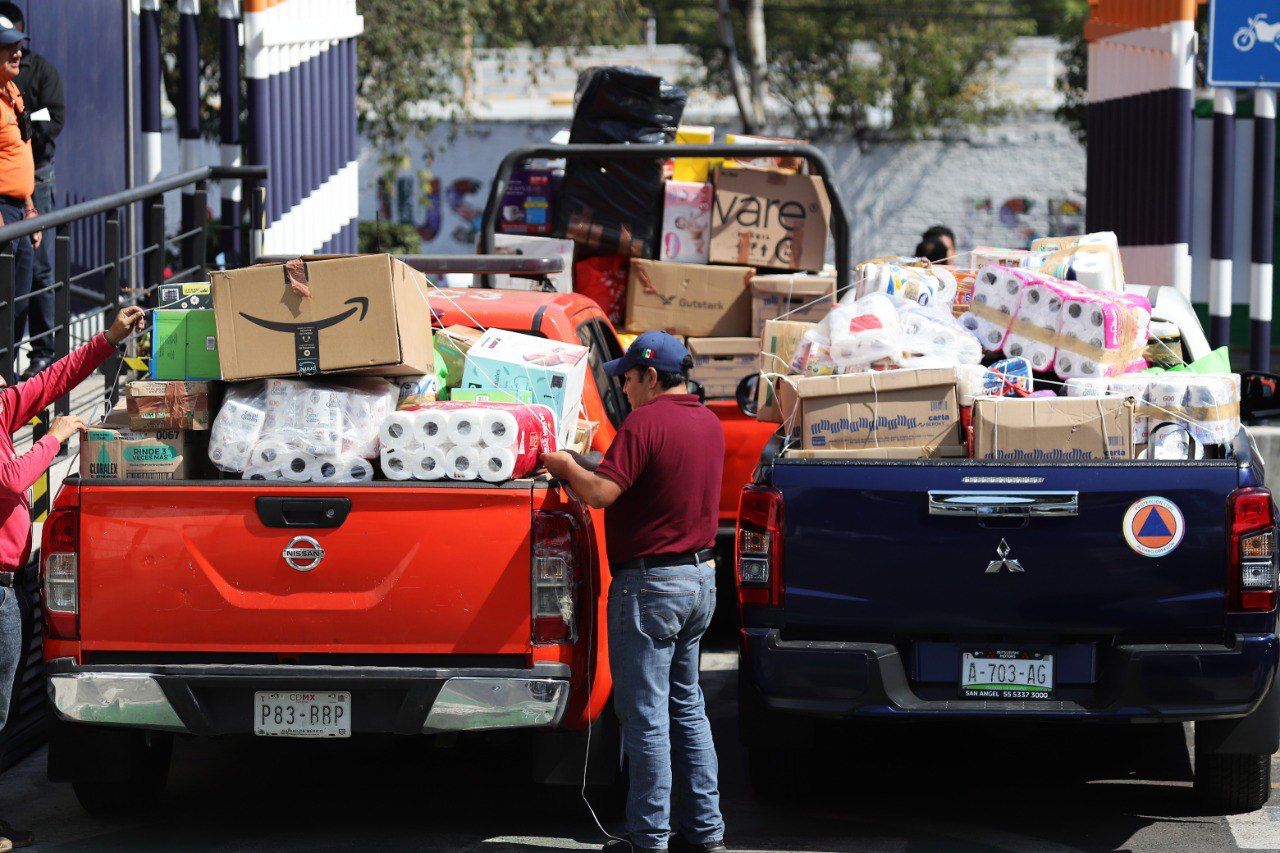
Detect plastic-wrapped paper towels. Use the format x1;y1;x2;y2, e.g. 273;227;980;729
210;377;396;482
961;265;1023;352
1066;373;1241;448
379;401;558;482
1053;290;1150;379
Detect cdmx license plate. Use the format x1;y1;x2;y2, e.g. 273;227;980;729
960;650;1054;699
254;691;351;737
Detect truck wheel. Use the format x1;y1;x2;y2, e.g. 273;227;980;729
1194;743;1272;813
69;728;172;816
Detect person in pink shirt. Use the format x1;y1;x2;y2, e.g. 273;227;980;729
0;304;143;849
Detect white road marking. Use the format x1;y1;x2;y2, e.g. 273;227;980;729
700;651;738;671
1228;807;1280;850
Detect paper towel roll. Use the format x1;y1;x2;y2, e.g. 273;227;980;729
380;448;416;481
281;451;319;482
479;446;516;482
416;408;453;447
415;446;450;481
446;445;481;480
480;410;520;448
447;409;484;446
379;411;418;450
251;439;291;469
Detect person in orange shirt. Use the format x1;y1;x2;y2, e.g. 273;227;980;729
0;13;37;381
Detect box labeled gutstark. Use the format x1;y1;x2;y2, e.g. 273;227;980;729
627;258;755;337
796;368;960;451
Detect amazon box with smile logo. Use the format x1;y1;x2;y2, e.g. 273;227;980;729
211;254;435;381
626;258;755;337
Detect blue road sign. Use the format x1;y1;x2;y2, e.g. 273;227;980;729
1209;0;1280;87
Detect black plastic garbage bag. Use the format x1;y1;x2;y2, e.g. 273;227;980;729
557;66;687;259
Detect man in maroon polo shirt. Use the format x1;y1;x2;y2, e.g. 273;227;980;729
542;330;727;853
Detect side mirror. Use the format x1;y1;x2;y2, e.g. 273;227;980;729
736;374;759;418
686;378;707;404
1241;370;1280;424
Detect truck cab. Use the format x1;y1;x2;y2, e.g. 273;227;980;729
42;286;629;814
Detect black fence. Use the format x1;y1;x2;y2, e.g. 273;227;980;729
0;164;266;771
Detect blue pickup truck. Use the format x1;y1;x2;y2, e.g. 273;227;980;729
734;284;1279;812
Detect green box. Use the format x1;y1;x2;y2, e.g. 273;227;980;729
150;309;221;380
449;387;534;404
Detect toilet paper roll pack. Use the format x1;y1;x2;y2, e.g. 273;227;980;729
899;304;982;366
1052;289;1151;379
1105;374;1152;444
375;402;557;481
856;262;957;315
961;265;1023;352
1002;274;1074;373
824;292;904;372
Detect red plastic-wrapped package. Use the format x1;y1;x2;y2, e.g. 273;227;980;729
574;256;629;326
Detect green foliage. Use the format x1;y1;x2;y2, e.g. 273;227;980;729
358;220;423;255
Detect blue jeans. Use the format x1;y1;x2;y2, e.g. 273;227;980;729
0;586;19;731
608;561;724;850
0;201;34;365
26;165;55;360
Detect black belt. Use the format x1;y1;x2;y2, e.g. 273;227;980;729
0;572;14;588
0;195;25;209
613;547;715;574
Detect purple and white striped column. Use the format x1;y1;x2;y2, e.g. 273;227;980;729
178;0;202;268
139;0;163;184
1252;90;1276;371
219;0;243;265
1210;88;1236;350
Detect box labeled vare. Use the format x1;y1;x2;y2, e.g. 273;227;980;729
972;396;1134;461
460;329;588;444
627;259;755;337
211;254;435;381
797;368;960;451
750;272;837;336
710;167;831;272
687;337;759;400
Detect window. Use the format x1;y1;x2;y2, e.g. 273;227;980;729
577;319;629;429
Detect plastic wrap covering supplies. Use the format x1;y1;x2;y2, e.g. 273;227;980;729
1052;290;1151;379
1031;232;1125;291
1105;374;1152;446
951;270;976;319
210;378;397;480
898;305;982;366
378;402;558;482
573;256;629;326
854;262;957;316
822;293;904;373
961;265;1022;352
956;357;1033;406
558;67;687;258
1184;374;1241;447
1002;274;1072;373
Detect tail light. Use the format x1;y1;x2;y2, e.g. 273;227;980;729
1228;488;1277;612
40;507;79;640
532;511;584;644
736;486;783;607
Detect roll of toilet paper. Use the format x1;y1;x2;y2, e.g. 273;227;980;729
479;446;517;482
446;445;481;480
961;265;1022;352
250;439;291;470
1064;377;1110;397
242;465;282;481
281;451;320;482
379;411;419;450
415;408;453;447
312;457;344;483
336;456;375;483
480;409;521;448
380;448;416;481
209;440;253;473
447;409;484;446
415;446;450;481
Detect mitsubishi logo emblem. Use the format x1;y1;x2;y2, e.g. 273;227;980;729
985;539;1025;574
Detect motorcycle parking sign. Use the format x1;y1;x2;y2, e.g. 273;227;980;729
1209;0;1280;87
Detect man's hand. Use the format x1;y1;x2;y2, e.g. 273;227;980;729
540;451;575;480
105;306;146;345
49;415;86;443
539;450;622;509
24;205;40;249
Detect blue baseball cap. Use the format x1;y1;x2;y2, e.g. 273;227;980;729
0;15;23;47
604;330;690;377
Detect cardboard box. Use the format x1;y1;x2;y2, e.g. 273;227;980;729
459;329;589;445
450;387;535;404
151;309;220;380
796;368;960;451
756;319;815;423
688;337;760;400
158;282;212;310
492;234;574;293
125;380;213;431
80;408;189;480
972;396;1135;461
787;445;967;460
498;168;554;235
626;258;755;337
659;181;713;264
710;167;831;273
569;419;599;455
724;133;807;173
673;125;717;182
210;254;435;381
750;273;837;336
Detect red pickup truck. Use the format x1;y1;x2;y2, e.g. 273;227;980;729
41;286;640;814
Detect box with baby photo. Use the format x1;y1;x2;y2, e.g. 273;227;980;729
660;181;713;264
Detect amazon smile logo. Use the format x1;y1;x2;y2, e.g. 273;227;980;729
238;296;370;333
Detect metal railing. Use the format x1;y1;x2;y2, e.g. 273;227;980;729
0;164;266;519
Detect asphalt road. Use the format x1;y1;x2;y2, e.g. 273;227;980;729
1;651;1278;852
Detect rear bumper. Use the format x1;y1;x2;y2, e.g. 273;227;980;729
742;629;1279;722
46;658;571;736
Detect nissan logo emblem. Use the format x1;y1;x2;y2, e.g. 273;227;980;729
282;536;324;572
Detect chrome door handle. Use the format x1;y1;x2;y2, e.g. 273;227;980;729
927;491;1079;518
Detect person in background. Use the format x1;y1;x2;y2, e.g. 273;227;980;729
920;224;956;263
0;14;36;381
0;305;145;852
0;4;62;380
914;237;951;264
541;331;727;853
